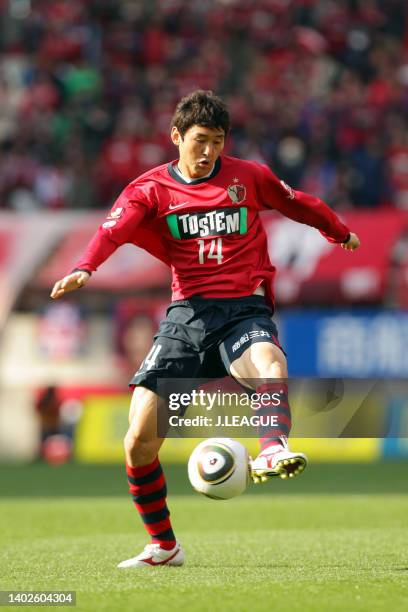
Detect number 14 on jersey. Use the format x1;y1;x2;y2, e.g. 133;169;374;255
198;238;223;264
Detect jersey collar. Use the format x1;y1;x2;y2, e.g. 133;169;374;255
167;157;221;185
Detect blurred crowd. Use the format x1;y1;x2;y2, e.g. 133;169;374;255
0;0;407;211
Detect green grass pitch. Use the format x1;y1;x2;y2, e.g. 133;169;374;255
0;462;407;612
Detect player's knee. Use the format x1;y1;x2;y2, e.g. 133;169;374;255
124;431;157;466
270;360;288;378
257;359;288;379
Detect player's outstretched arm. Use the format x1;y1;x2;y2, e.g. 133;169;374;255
50;270;91;299
341;232;360;251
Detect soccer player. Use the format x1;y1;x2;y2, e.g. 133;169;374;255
51;90;360;568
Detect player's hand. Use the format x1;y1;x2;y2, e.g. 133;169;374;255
50;271;91;299
341;232;360;251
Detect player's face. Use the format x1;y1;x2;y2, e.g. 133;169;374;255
171;125;225;179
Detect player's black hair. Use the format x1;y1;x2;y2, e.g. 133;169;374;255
171;90;230;137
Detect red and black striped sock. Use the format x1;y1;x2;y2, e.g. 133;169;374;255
126;457;176;550
255;382;292;450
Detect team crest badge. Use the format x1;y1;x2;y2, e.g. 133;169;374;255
227;183;246;204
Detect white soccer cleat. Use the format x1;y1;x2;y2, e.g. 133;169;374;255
117;541;184;568
251;438;307;483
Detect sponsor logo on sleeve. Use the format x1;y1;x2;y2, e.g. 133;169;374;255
106;207;124;220
280;180;295;199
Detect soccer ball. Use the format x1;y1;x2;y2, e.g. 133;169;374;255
188;438;250;500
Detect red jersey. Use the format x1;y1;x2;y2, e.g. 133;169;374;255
75;155;349;307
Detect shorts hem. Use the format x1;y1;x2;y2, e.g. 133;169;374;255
129;377;160;395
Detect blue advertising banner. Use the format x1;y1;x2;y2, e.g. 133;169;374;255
280;310;408;378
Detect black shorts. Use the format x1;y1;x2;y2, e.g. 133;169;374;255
129;295;284;395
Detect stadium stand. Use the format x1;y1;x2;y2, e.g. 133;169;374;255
0;0;407;210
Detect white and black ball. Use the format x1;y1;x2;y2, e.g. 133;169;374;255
188;438;250;500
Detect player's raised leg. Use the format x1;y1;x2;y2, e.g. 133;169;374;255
117;385;184;568
229;341;307;482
